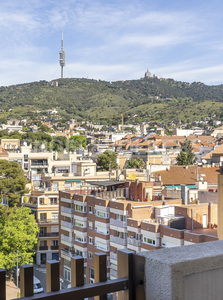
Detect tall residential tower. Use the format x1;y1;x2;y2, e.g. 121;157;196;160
59;27;66;78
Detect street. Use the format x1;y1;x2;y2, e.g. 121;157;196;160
33;265;47;293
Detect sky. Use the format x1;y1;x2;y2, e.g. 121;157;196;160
1;0;223;86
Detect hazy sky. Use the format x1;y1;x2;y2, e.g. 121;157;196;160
1;0;223;86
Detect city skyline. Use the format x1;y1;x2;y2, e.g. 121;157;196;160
1;0;223;86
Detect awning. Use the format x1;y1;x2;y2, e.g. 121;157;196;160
89;180;125;187
66;180;82;182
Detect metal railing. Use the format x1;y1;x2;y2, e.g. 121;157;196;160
39;246;48;250
37;219;59;224
61;248;76;258
39;232;59;238
51;245;59;250
110;235;127;246
0;250;145;300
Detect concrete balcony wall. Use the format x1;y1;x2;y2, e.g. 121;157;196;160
110;218;127;227
140;240;223;300
110;235;127;246
61;220;74;229
127;237;141;247
61;206;74;214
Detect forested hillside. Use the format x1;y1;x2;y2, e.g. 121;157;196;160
1;77;223;123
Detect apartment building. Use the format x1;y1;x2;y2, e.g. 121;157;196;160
21;163;117;266
21;189;59;265
58;184;218;289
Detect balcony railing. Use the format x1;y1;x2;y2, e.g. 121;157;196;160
3;251;137;300
127;237;141;247
37;219;59;224
39;232;59;238
51;245;59;250
61;206;74;214
39;246;48;250
61;248;76;258
61;234;74;244
110;235;127;246
61;220;74;229
110;218;127;227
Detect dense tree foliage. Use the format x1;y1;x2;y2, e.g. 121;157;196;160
0;160;29;206
97;150;118;171
69;135;87;149
1;78;223;123
176;140;197;165
127;157;145;169
0;206;38;275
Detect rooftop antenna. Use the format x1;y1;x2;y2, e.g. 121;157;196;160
59;24;66;78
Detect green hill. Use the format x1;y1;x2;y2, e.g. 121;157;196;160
1;77;223;124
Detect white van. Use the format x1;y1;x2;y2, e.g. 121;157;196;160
33;276;44;294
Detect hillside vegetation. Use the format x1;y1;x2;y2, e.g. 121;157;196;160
1;77;223;123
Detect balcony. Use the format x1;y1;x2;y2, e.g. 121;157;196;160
127;237;141;247
39;246;48;250
61;206;74;214
51;245;59;250
61;248;76;258
39;232;59;238
61;220;74;229
38;219;59;224
110;269;117;278
110;252;117;260
61;234;74;244
110;235;127;246
110;218;127;228
3;241;223;300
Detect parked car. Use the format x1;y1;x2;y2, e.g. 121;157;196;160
33;276;44;294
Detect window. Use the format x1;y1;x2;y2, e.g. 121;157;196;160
24;163;28;170
136;234;141;240
144;237;156;245
88;221;93;229
76;236;86;243
24;154;28;162
75;221;84;227
88;252;93;260
64;268;71;282
90;268;94;282
89;206;93;213
89;237;93;244
96;210;109;218
116;231;121;238
52;240;59;246
52;213;58;221
40;240;47;246
76;205;86;213
116;214;121;220
50;198;58;205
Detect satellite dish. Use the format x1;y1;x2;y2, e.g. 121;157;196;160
202;159;207;164
128;173;136;180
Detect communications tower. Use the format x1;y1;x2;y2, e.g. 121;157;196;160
59;26;66;78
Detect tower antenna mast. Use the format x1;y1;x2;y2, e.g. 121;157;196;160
59;25;66;78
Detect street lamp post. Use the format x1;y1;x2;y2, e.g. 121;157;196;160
16;250;19;287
